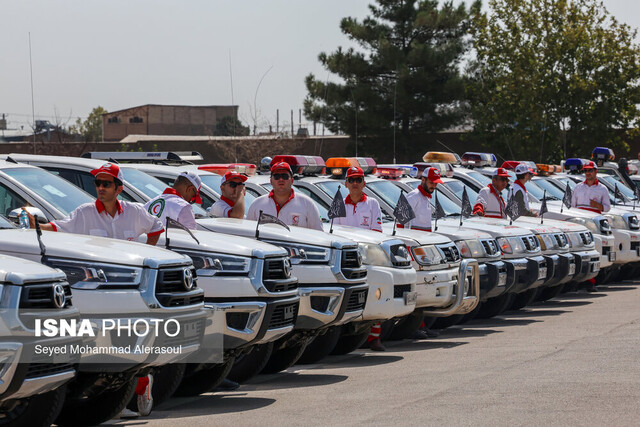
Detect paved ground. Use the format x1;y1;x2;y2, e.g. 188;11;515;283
111;282;640;426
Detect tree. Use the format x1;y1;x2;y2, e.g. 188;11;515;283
304;0;480;147
70;106;107;142
467;0;640;162
215;116;250;136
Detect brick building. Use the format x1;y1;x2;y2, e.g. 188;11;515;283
102;104;238;141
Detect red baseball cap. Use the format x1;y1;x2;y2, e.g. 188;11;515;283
346;166;364;178
493;168;511;177
583;161;598;170
270;161;293;175
423;167;443;184
91;162;123;182
221;171;248;185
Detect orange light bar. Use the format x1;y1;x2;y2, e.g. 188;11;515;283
325;157;352;168
199;163;257;176
423;151;458;164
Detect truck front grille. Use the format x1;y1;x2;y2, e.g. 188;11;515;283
155;266;204;307
341;249;367;280
521;235;539;251
554;234;569;248
436;244;461;263
25;363;75;379
268;302;298;329
20;281;72;309
393;284;412;298
263;258;298;292
162;318;205;348
481;239;499;256
390;244;412;268
346;289;368;312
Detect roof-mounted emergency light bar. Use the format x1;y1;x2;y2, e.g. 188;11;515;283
271;155;326;175
198;163;257;176
564;158;590;174
422;151;459;164
460;152;497;168
592;147;615;166
325;157;377;177
536;164;561;176
81;151;204;164
377;164;419;178
413;162;455;178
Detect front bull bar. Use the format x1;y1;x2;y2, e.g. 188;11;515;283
422;258;480;317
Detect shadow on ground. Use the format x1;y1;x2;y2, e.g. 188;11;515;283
311;353;404;369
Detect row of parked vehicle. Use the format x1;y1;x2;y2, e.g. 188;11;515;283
0;146;636;425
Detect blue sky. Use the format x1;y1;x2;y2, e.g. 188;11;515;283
1;0;636;133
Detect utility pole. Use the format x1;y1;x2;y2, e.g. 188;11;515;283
276;109;279;134
290;110;294;136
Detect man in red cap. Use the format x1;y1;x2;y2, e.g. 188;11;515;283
144;171;203;229
210;171;247;219
32;162;164;244
507;164;537;217
399;167;444;231
246;161;323;231
571;161;610;213
332;166;385;350
473;168;510;219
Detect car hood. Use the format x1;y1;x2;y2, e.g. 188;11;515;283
380;223;453;246
0;253;67;285
197;218;357;249
512;216;589;234
0;229;190;268
439;218;532;237
324;224;404;246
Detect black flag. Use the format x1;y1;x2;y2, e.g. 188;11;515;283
328;187;347;219
434;192;446;220
166;217;200;245
505;190;524;222
539;190;548;224
562;182;572;210
258;211;290;231
460;187;472;218
634;185;640;201
393;193;416;225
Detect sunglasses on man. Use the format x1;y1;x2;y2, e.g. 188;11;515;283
225;181;245;188
347;177;364;184
94;179;115;188
272;173;291;181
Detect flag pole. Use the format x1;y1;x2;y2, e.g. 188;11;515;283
330;217;334;234
392;218;397;236
165;218;170;249
541;190;545;224
255;210;262;238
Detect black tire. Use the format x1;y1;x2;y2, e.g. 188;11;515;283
296;326;342;365
173;358;236;397
537;284;565;301
478;293;515;318
509;288;539;311
431;314;465;330
261;339;309;374
387;311;424;341
330;330;370;355
56;378;137;427
227;342;274;383
0;385;66;427
150;363;186;406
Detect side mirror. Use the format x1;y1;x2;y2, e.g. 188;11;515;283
8;207;48;225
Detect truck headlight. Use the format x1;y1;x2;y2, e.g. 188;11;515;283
455;239;484;258
537;234;556;251
568;218;600;234
411;245;444;266
358;243;392;267
50;260;142;289
185;252;251;276
497;237;525;254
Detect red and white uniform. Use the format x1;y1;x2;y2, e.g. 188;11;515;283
247;189;323;231
50;200;164;241
507;180;531;211
210;196;238;218
571;179;610;213
399;186;433;231
473;184;506;219
334;194;383;232
144;188;197;230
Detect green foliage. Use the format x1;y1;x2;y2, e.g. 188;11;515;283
215;116;250;136
467;0;640;162
304;0;480;147
70;106;107;142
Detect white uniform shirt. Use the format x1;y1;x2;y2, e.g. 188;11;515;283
399;186;433;231
246;189;323;231
210;196;236;218
571;179;611;213
473;184;506;219
333;194;383;232
50;200;164;241
507;180;530;210
144;188;197;230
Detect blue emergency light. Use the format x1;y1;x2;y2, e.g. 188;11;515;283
564;158;585;173
592;147;615;166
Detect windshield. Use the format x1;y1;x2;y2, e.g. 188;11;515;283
366;181;405;208
4;168;94;216
443;180;480;205
466;170;492;186
553;177;578;191
599;175;636;201
292;185;330;222
198;174;222;197
532;178;563;200
405;180;420;190
0;215;15;229
121;168;167;199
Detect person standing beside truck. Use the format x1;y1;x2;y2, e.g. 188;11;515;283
333;166;387;351
210;171;247;219
247;161;323;231
472;168;510;219
507;164;538;217
571;161;610;214
145;171;203;229
398;167;444;231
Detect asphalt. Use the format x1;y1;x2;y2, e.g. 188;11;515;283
111;282;640;426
